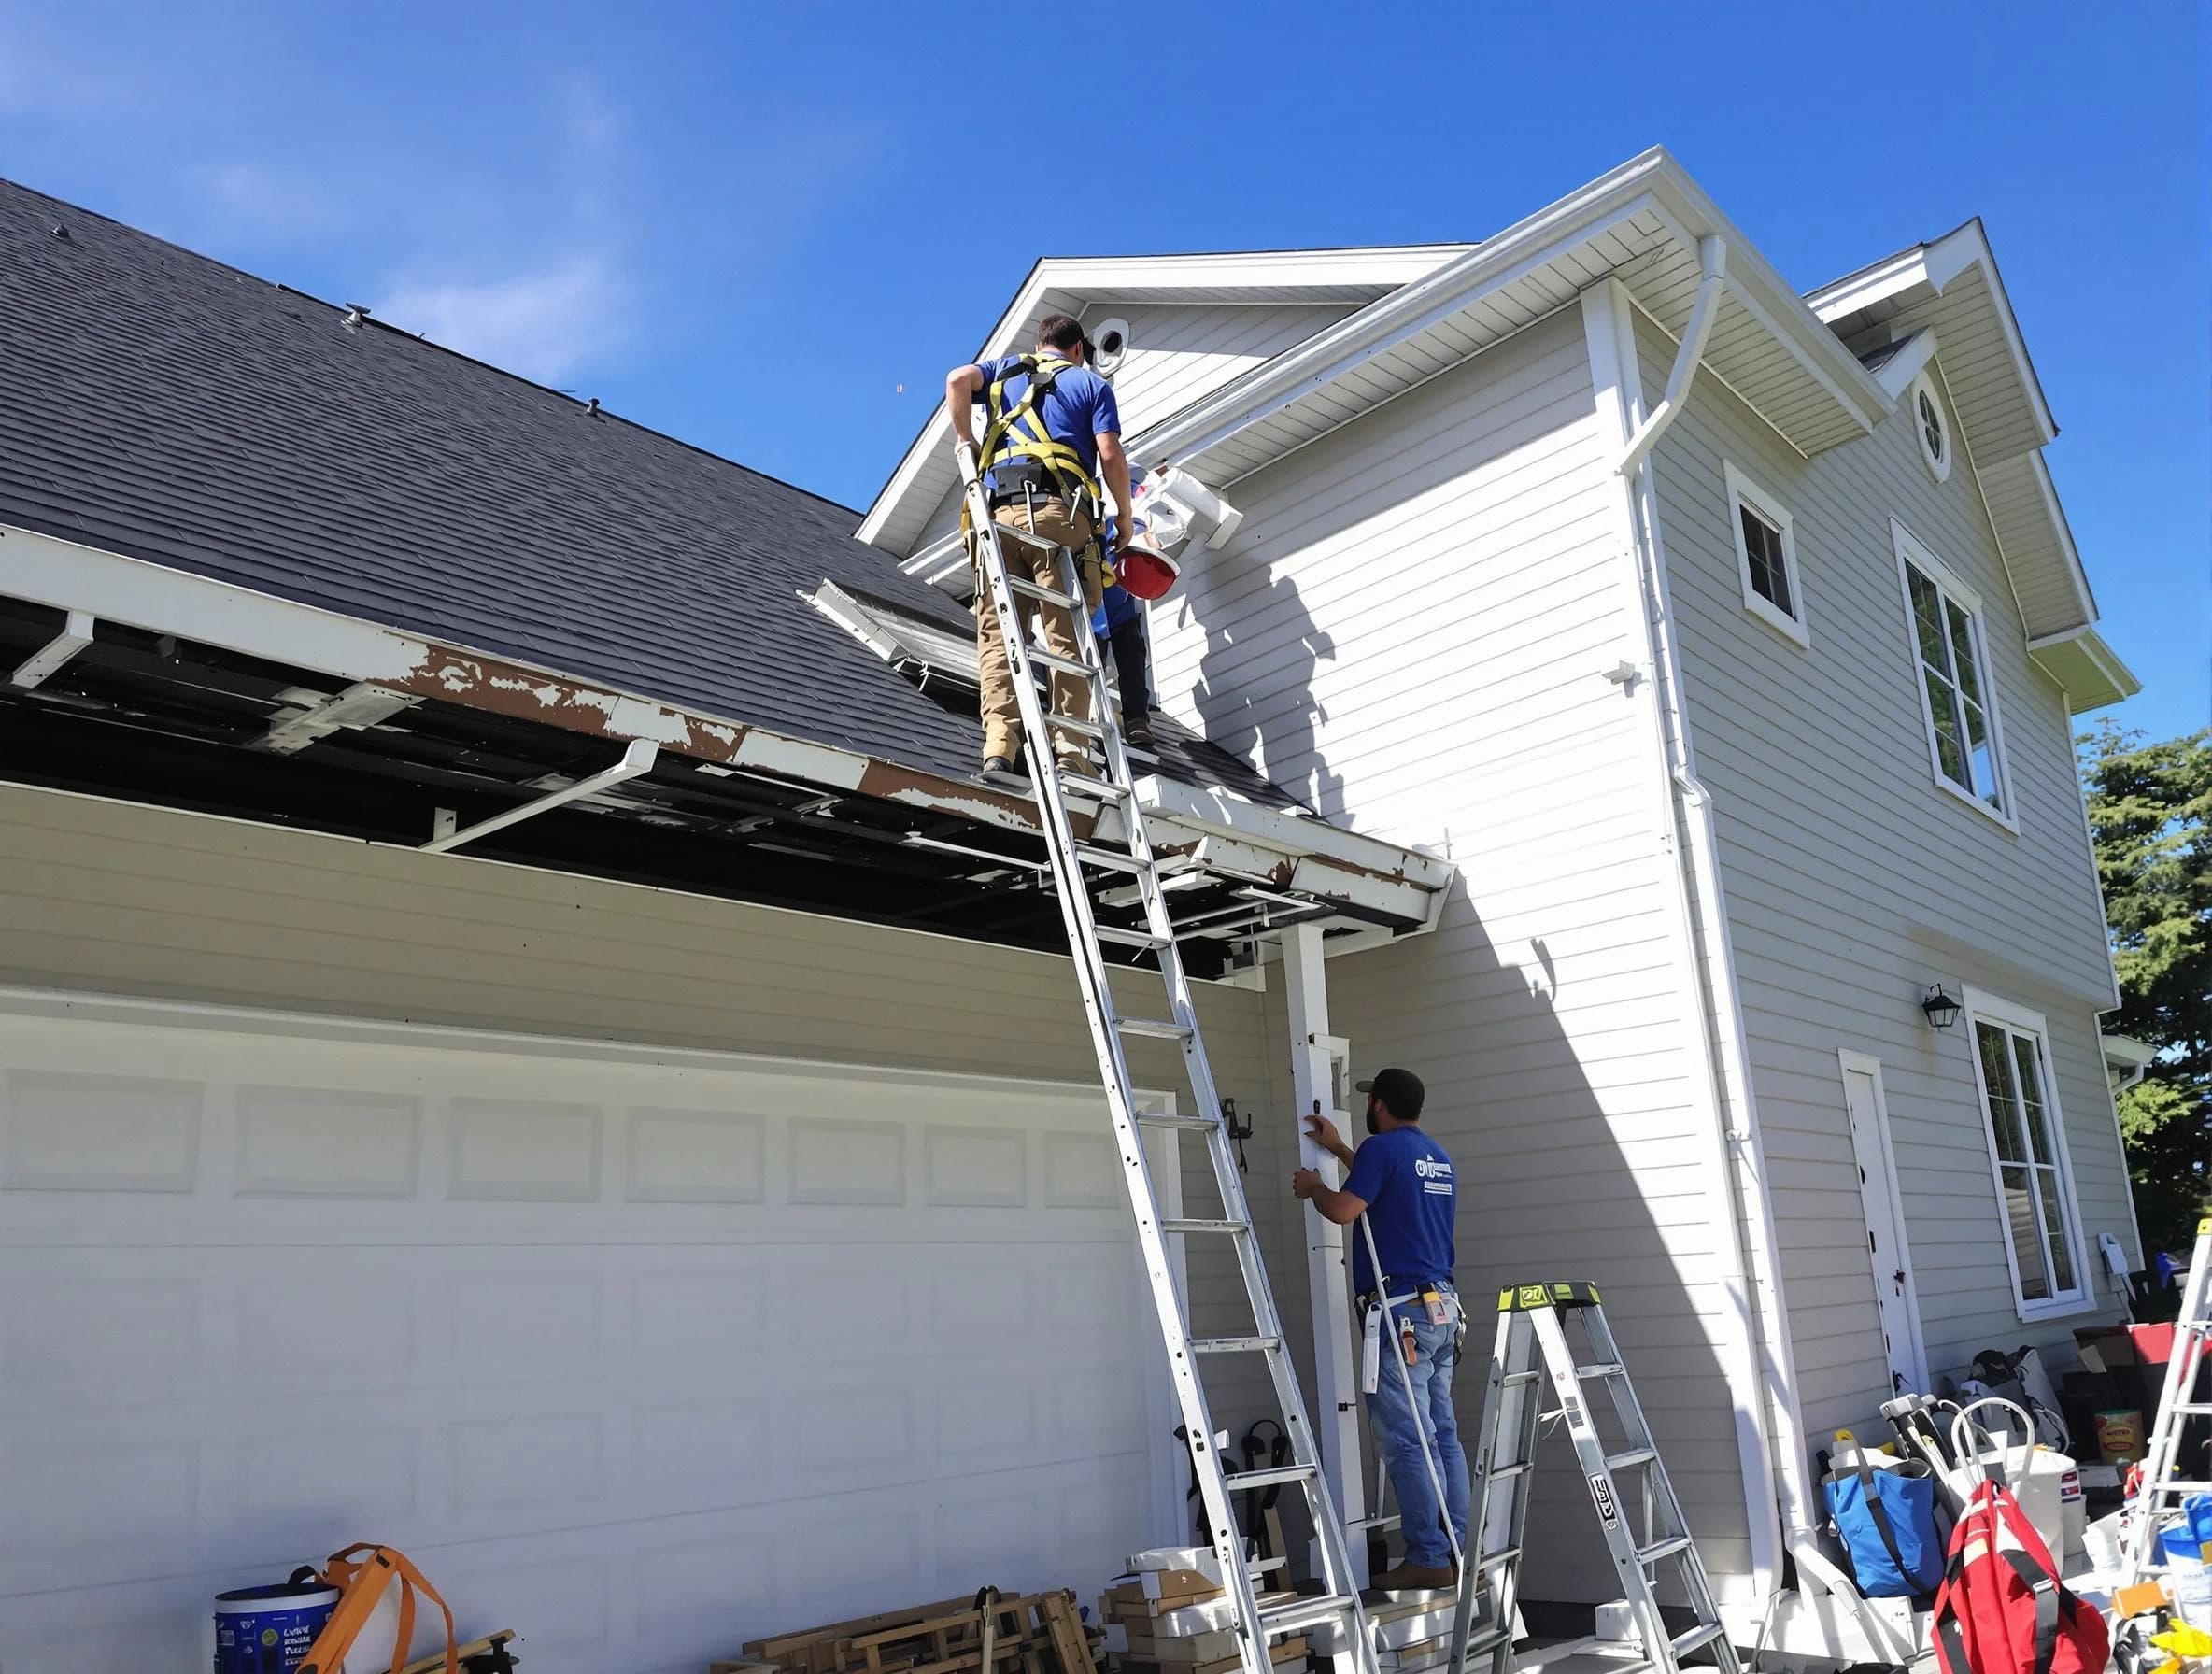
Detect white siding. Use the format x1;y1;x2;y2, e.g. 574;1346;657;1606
1150;308;1757;1603
0;785;1306;1461
902;302;1353;556
1641;312;2133;1449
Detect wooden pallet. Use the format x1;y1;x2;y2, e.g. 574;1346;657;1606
729;1589;1099;1674
399;1630;518;1674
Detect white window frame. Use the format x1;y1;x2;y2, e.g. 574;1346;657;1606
1893;519;2017;832
1910;370;1954;483
1724;461;1809;647
1961;986;2092;1322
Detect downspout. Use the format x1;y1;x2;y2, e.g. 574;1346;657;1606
1582;252;1808;1609
1602;263;1822;1587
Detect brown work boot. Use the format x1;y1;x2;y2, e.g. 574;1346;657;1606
1369;1561;1456;1593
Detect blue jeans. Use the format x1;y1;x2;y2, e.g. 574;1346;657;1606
1366;1290;1470;1568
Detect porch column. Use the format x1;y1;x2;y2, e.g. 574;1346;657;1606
1282;922;1367;1582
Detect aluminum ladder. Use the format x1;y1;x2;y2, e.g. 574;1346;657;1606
956;449;1380;1674
2119;1215;2212;1587
1464;1283;1738;1674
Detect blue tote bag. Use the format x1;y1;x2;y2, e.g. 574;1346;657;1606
1824;1454;1945;1597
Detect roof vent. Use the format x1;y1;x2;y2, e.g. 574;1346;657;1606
342;303;371;329
585;397;601;417
50;222;68;241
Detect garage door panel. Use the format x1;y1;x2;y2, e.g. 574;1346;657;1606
0;1009;1167;1671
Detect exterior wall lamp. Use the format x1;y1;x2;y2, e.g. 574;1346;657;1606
1921;985;1963;1030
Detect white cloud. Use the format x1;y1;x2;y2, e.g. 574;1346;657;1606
377;254;626;385
183;161;343;237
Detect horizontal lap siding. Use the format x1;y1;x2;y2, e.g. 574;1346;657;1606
1642;310;2131;1450
1151;307;1755;1604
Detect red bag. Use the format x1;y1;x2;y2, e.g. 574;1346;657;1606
1930;1479;2107;1674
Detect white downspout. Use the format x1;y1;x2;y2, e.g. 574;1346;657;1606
1581;261;1805;1610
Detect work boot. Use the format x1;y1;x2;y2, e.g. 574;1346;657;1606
1123;711;1156;749
1369;1561;1456;1594
979;754;1028;786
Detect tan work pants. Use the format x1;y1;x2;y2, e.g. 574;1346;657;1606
973;498;1105;763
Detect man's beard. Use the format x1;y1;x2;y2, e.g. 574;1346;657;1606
1364;1103;1380;1138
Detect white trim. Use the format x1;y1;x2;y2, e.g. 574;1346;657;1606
1910;371;1954;483
1959;986;2094;1322
1723;461;1810;648
1871;329;1940;401
1583;276;1794;1597
1836;1051;1931;1393
1892;519;2019;833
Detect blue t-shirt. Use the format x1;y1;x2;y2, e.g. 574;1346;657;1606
1341;1126;1456;1295
973;355;1121;484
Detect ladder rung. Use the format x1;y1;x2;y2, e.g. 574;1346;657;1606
1135;1109;1215;1131
1042;712;1107;740
1162;1217;1249;1237
1638;1535;1694;1566
1025;646;1100;680
984;520;1060;558
1490;1461;1534;1481
1258;1594;1357;1637
1225;1462;1316;1493
1192;1334;1282;1355
1348;1513;1402;1534
1007;575;1083;608
2148;1480;2212;1496
1074;844;1149;873
1476;1545;1522;1572
1117;1014;1195;1042
1673;1623;1728;1658
1056;766;1133;803
1095;924;1174;951
1503;1370;1544;1387
1578;1362;1628;1380
1608;1448;1658;1471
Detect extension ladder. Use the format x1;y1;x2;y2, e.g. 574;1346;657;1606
1462;1284;1738;1674
956;450;1380;1674
2119;1215;2212;1587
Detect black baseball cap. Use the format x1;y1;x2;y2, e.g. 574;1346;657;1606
1354;1067;1425;1122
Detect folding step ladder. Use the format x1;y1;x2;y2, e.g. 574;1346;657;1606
957;451;1380;1674
1462;1284;1738;1674
2120;1215;2212;1587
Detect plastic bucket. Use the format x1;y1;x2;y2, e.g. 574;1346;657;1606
2097;1409;2146;1463
2161;1523;2212;1627
214;1580;338;1674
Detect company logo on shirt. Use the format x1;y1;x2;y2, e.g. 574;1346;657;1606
1414;1155;1454;1194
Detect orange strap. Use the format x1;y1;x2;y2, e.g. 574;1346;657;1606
297;1544;458;1674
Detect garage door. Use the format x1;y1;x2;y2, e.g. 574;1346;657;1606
0;1000;1179;1672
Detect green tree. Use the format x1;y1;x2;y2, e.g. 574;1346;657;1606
2080;722;2211;1258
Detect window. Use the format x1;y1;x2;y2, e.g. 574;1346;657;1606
1963;989;2087;1319
1893;521;2010;824
1911;371;1952;483
1724;462;1808;647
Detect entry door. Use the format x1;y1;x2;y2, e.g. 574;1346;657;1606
1838;1051;1928;1396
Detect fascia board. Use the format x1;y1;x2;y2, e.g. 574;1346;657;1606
1875;329;1941;400
0;520;1450;912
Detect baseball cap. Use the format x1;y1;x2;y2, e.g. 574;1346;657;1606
1354;1067;1425;1122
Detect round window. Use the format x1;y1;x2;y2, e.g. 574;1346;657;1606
1912;373;1952;482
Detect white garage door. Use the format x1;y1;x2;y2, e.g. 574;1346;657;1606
0;1000;1180;1673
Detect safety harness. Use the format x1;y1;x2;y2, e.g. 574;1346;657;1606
966;354;1103;528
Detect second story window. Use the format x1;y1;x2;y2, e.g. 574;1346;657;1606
1911;371;1953;484
1724;462;1808;647
1894;520;2010;824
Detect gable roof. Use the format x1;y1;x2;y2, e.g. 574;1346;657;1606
0;176;1291;800
867;149;1899;574
858;244;1471;553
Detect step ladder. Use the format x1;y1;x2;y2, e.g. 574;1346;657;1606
2120;1215;2212;1587
1461;1284;1739;1674
957;452;1380;1674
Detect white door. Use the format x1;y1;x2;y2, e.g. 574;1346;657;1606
1837;1052;1928;1397
0;1000;1175;1673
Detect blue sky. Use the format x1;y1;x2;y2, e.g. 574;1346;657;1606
2;1;2203;740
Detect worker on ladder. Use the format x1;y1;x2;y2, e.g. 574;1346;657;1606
945;314;1136;782
1292;1068;1470;1593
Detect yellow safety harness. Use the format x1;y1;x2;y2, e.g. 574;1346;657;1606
963;354;1104;535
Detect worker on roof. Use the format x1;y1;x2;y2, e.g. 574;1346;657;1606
1095;509;1156;752
1293;1068;1468;1594
947;313;1135;781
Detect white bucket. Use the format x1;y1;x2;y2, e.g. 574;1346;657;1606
1949;1399;2071;1559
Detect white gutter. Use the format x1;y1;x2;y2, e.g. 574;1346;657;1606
1615;237;1727;478
1583;277;1808;1607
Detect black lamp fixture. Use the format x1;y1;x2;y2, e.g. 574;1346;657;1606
1921;984;1963;1030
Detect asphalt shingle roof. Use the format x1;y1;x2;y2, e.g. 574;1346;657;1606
0;178;1289;803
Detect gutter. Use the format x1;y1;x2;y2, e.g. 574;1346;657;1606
0;520;1450;928
1582;277;1811;1605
